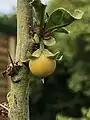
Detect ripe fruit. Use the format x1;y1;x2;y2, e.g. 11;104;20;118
29;53;56;77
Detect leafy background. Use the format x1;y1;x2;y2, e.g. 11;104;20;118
1;0;90;120
31;0;90;120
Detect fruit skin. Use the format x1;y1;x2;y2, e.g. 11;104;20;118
29;54;56;77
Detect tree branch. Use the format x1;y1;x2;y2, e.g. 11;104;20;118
7;0;33;120
16;0;33;62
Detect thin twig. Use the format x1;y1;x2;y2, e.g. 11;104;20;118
0;104;9;111
8;50;14;68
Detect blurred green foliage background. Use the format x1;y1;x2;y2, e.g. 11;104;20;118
31;0;90;120
1;0;90;120
0;14;16;36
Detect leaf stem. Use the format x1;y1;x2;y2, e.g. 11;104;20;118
8;50;14;67
44;23;71;34
40;5;46;38
40;5;46;27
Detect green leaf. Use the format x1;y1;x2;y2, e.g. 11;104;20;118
43;49;63;60
43;49;54;57
34;34;39;43
52;27;70;34
48;51;60;59
73;9;84;19
31;49;42;58
31;0;46;24
48;51;63;61
43;36;56;46
45;8;84;32
54;54;63;61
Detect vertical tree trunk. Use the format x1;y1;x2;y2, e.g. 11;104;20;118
7;0;33;120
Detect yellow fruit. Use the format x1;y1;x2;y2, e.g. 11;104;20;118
29;54;56;77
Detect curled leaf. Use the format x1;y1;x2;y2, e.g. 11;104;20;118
31;0;47;23
43;37;56;46
57;55;63;61
48;51;63;61
73;9;84;19
43;32;51;40
43;49;63;61
52;27;70;34
43;49;54;57
45;8;84;32
34;34;39;43
31;49;42;58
